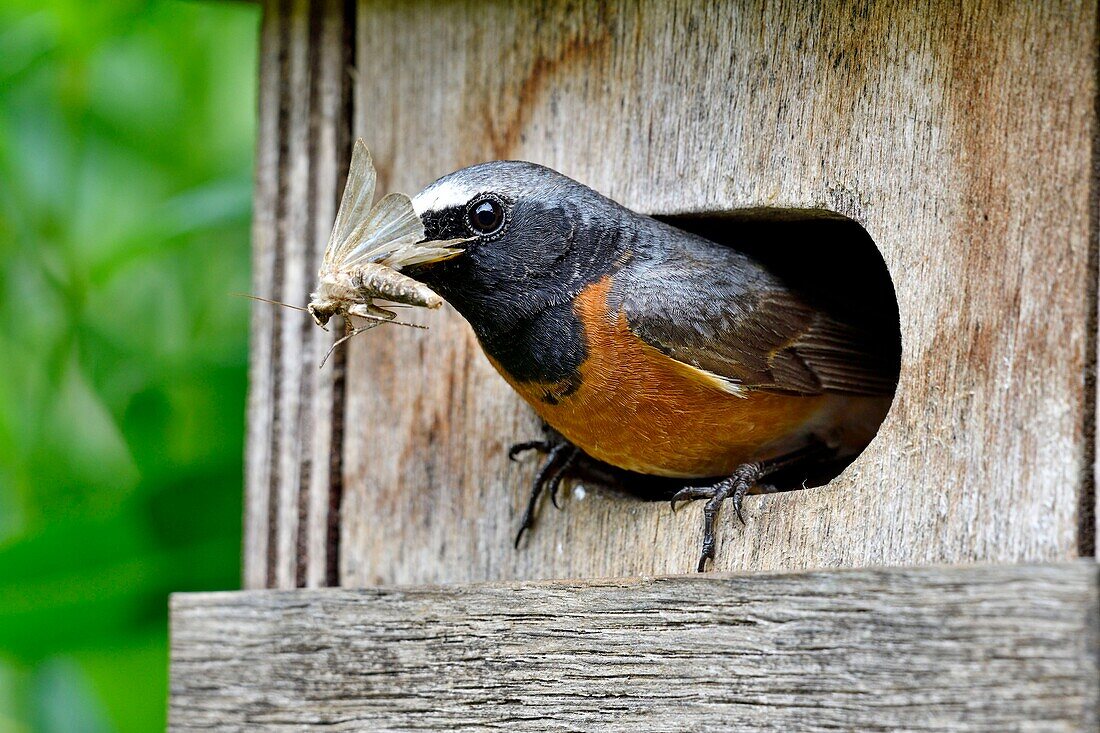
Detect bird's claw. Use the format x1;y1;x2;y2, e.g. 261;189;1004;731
733;487;746;525
669;464;763;572
549;479;564;510
508;440;552;462
511;441;579;548
670;485;712;512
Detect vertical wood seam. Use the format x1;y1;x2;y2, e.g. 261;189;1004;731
242;0;283;590
1084;10;1099;558
324;0;355;588
263;0;293;589
294;0;325;589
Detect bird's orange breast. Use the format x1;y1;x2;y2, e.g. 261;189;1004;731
485;276;833;478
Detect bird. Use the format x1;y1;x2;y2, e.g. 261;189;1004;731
406;161;899;571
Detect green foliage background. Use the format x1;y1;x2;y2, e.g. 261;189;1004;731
0;1;258;729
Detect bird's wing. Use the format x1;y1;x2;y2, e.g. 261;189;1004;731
613;239;898;397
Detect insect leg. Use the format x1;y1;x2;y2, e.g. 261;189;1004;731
348;302;396;322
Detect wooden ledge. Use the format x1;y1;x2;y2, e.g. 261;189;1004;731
170;562;1099;731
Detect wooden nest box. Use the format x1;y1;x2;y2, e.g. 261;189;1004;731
170;2;1099;730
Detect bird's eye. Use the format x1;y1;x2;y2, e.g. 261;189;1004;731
466;195;506;236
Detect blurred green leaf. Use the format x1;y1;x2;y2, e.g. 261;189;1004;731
30;659;113;733
0;0;258;730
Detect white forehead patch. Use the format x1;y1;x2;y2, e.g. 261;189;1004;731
412;178;476;217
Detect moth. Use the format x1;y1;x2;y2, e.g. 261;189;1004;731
306;139;467;361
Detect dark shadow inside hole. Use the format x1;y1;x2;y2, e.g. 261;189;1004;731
564;208;902;501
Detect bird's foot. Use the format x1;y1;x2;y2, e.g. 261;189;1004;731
669;441;836;572
508;439;560;507
509;438;579;548
671;463;765;572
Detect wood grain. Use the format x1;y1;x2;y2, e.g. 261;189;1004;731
333;0;1099;584
241;0;280;589
244;0;353;589
170;562;1100;731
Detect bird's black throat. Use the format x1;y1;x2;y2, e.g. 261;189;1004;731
411;259;589;388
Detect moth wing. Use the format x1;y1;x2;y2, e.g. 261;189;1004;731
339;193;427;268
324;139;377;268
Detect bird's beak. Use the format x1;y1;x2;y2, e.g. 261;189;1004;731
401;236;468;268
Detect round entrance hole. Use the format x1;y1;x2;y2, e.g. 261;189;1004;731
567;208;901;499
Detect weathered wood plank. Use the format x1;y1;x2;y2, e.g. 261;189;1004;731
244;0;352;589
336;0;1098;584
169;562;1100;731
242;0;283;591
299;0;353;589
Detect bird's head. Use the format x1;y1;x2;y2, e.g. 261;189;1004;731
408;161;630;335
